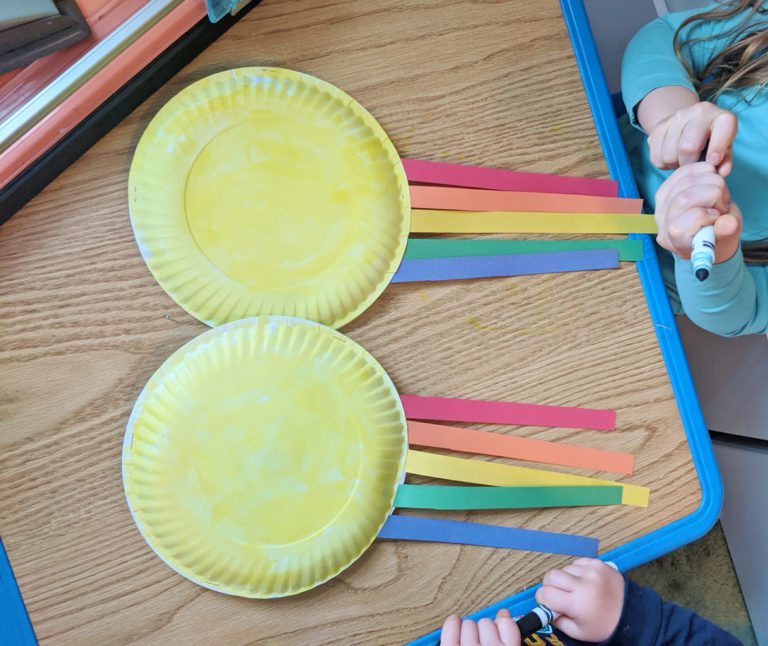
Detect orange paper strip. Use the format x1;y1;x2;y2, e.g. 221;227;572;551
409;185;643;214
407;421;635;475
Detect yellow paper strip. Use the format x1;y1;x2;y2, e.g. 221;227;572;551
405;450;650;508
410;209;658;234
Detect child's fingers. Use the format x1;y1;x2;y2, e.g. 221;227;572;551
496;616;522;646
713;211;743;260
706;112;738;167
715;212;741;239
461;619;481;646
712;210;743;264
495;608;511;620
665;207;720;258
667;183;730;216
535;585;576;618
648;126;667;169
659;117;687;168
658;176;728;230
572;557;601;567
655;162;716;206
717;150;734;177
678;117;710;166
478;618;503;646
553;615;584;640
542;568;579;592
441;615;462;646
648;119;680;169
668;171;730;203
562;563;587;578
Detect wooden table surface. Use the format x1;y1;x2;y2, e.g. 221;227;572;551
0;1;701;644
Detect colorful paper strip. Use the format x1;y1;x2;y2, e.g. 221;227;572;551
378;514;599;557
409;185;642;214
407;421;634;474
400;394;616;431
410;210;658;234
402;158;618;198
394;483;623;509
391;249;618;283
405;450;650;507
403;238;644;262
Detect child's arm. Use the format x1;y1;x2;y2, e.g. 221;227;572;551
612;578;742;645
537;558;742;645
621;8;738;174
655;162;768;336
622;4;728;127
674;247;768;336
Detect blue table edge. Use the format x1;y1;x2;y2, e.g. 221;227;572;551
0;2;721;644
408;0;722;643
0;537;36;644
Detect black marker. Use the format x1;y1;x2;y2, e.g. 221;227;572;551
515;603;558;640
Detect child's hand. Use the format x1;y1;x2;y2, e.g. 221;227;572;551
535;558;624;643
654;162;742;263
647;101;737;176
441;609;521;646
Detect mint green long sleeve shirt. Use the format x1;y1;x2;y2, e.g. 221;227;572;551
621;3;768;336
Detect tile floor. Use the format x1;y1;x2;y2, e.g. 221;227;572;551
630;522;756;645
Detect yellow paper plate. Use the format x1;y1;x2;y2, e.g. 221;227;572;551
128;67;410;329
122;317;407;598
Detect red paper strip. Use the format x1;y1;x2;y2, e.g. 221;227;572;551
401;395;616;431
402;158;618;197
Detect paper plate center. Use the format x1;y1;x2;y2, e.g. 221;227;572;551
159;347;365;547
185;118;371;292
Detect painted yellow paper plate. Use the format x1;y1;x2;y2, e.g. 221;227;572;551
128;67;410;329
122;317;407;598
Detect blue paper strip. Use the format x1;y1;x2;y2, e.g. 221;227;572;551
377;514;598;557
391;249;619;283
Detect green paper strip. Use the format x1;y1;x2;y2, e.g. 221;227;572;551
394;484;623;510
404;238;644;262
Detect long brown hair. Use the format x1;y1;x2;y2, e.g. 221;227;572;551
674;0;768;101
673;0;768;263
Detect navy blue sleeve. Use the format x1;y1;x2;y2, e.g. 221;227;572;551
549;576;741;645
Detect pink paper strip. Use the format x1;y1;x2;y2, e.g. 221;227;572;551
401;394;616;431
402;158;618;198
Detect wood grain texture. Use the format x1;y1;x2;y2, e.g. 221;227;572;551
0;0;701;644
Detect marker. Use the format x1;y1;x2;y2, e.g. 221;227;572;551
515;561;619;640
516;604;557;639
689;146;718;282
691;225;715;281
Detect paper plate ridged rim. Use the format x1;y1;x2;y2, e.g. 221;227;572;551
122;316;408;598
128;67;410;329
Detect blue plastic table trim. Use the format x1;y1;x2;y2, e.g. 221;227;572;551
407;1;722;643
0;538;36;645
